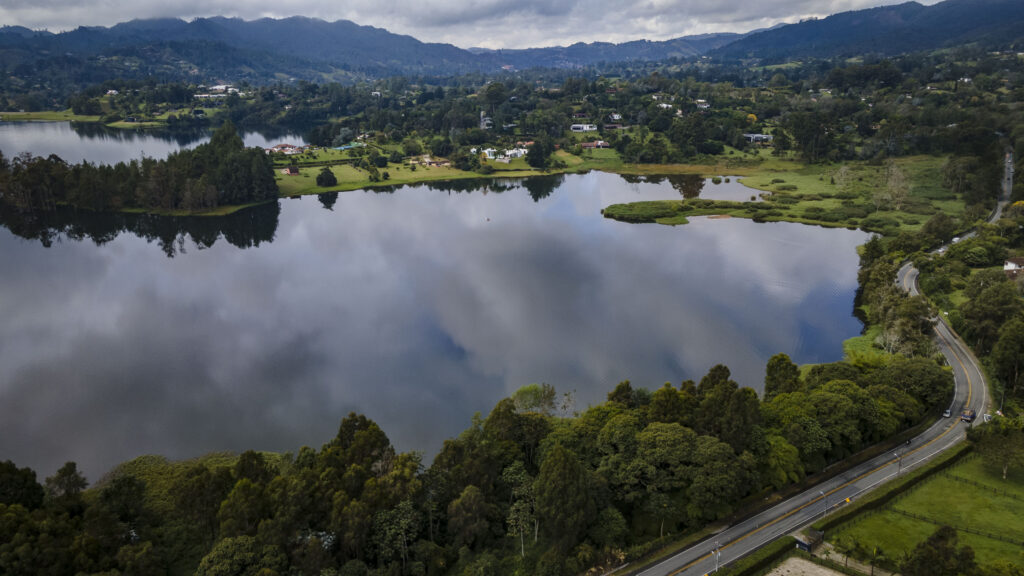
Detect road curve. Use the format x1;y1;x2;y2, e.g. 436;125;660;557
633;151;1015;576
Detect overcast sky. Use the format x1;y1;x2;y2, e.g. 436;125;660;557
1;0;942;49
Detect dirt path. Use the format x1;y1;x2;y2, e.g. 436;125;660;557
765;557;845;576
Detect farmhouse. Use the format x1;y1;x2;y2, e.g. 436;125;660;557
581;140;610;149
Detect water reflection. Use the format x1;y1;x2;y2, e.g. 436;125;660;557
0;202;279;257
0;171;866;480
0;121;308;165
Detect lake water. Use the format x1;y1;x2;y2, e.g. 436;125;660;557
0;121;306;164
0;125;867;480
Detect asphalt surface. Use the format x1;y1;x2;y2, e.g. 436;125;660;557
633;151;1015;576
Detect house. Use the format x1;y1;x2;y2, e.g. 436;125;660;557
608;113;622;122
1005;257;1024;279
505;147;529;159
695;99;710;110
479;111;493;130
657;103;674;110
581;140;609;149
743;133;774;144
482;148;497;159
106;89;119;96
283;166;300;175
570;124;598;133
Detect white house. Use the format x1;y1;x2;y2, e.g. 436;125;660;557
504;147;529;159
1005;257;1024;278
482;148;497;159
695;99;710;110
571;124;598;132
106;89;119;96
657;103;674;110
608;113;622;122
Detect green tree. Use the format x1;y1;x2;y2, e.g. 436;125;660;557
970;415;1024;480
502;461;537;555
764;353;801;400
526;137;555;170
219;478;269;538
0;460;44;509
195;535;286;576
373;499;419;572
649;383;685;424
45;461;87;512
316;167;338;187
963;282;1023;353
991;316;1024;401
447;485;491;549
761;435;803;490
534;444;592;550
901;525;977;576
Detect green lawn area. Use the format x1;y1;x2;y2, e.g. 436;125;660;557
842;324;892;367
0;110;101;122
831;455;1024;567
603;155;963;236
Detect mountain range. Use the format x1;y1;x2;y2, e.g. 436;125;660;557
0;0;1022;88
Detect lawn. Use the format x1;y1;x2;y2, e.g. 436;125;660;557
831;455;1024;567
0;110;101;122
604;155;962;236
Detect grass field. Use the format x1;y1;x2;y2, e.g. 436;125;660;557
0;110;101;122
831;455;1024;567
603;155;962;236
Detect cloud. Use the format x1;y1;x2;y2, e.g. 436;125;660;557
0;0;941;49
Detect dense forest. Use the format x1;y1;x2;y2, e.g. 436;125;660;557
0;121;276;213
0;348;952;576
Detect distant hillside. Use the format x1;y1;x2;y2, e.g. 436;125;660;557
0;17;742;82
474;33;742;69
713;0;1024;60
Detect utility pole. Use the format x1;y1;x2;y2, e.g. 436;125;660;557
820;490;828;516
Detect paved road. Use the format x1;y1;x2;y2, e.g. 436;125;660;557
634;150;1017;576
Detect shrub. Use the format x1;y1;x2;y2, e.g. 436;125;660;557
776;184;798;191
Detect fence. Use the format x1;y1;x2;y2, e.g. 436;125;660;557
886;507;1024;546
943;473;1024;503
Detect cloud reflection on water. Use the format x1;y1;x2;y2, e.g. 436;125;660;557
0;172;866;479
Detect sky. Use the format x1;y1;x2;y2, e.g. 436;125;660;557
1;0;943;49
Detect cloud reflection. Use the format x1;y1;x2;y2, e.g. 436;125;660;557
0;172;865;479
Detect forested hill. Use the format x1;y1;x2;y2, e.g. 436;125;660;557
468;33;742;69
0;17;739;81
712;0;1024;61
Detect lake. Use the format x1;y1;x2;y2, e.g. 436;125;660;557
0;121;307;164
0;125;867;480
